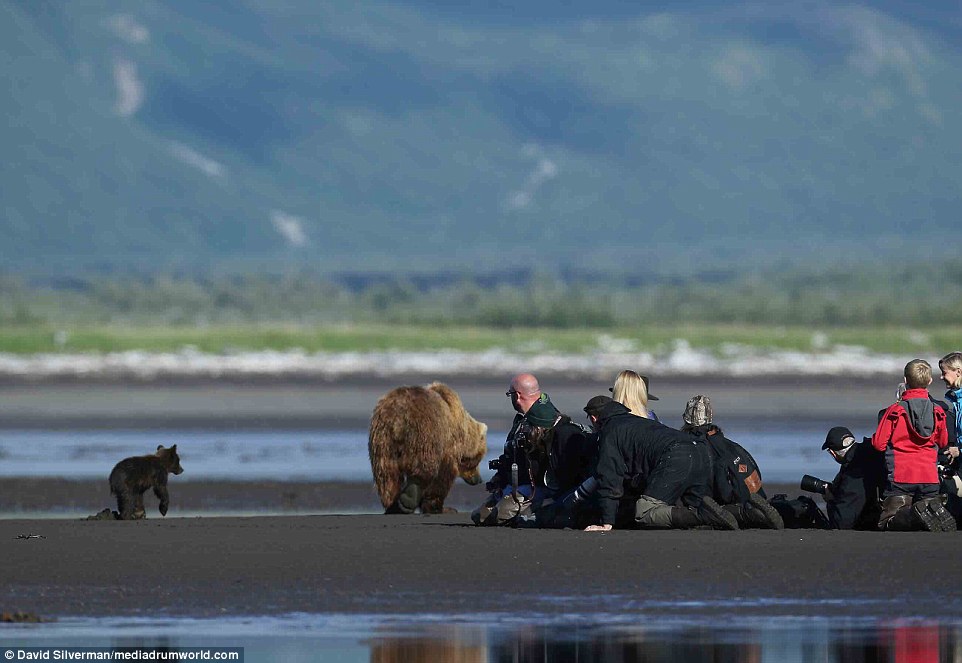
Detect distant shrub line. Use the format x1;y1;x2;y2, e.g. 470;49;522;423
1;263;960;328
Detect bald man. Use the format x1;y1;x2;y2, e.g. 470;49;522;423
471;373;558;525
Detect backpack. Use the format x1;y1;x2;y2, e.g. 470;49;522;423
769;494;830;529
708;433;765;505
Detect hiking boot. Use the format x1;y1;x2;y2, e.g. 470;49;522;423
697;496;739;530
742;494;785;530
912;500;941;531
879;494;914;530
933;499;958;531
397;479;421;514
723;503;742;524
669;506;706;529
914;497;957;532
385;480;422;514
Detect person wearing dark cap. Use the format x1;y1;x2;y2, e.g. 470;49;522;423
582;395;738;532
819;426;886;530
610;370;659;422
516;400;600;528
680;395;783;530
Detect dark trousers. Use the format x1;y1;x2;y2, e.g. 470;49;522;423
885;481;940;501
644;440;712;508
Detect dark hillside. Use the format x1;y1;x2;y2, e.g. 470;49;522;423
2;2;960;274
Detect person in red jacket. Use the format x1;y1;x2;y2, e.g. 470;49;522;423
872;359;955;531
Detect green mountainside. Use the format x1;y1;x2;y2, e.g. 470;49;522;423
3;1;961;275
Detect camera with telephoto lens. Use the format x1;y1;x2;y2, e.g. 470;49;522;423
488;427;531;472
563;477;598;507
800;474;830;495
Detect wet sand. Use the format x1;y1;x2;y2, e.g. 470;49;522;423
0;479;386;516
0;376;944;622
0;479;955;622
1;509;960;620
0;479;805;517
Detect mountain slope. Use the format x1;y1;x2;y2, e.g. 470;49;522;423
2;1;961;273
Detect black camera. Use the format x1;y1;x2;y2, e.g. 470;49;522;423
488;459;501;471
800;474;830;495
514;427;529;451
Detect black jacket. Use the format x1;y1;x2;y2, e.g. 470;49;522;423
827;441;886;530
592;400;698;525
541;418;597;496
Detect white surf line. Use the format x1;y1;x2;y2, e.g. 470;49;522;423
0;344;921;379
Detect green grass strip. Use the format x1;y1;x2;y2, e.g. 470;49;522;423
0;324;954;357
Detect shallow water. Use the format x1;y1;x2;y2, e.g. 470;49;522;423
0;611;958;663
0;424;842;484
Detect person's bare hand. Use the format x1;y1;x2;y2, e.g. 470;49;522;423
947;446;960;460
584;524;612;532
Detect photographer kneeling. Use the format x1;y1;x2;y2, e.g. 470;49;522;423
801;426;885;530
472;373;558;526
508;401;601;528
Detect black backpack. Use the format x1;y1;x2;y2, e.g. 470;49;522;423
705;431;765;505
769;494;830;529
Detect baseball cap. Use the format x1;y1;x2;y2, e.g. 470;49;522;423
822;426;856;451
583;395;613;416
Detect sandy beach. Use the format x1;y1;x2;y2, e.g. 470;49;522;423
1;376;954;626
1;511;960;620
9;475;954;623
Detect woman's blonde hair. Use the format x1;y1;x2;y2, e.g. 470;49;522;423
940;352;962;389
611;370;649;418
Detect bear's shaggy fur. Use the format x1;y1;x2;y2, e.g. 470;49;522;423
109;444;184;520
369;382;487;514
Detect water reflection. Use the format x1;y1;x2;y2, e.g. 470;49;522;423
367;620;960;663
370;633;485;663
3;614;960;663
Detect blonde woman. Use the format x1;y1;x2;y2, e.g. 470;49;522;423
939;351;962;451
610;370;659;422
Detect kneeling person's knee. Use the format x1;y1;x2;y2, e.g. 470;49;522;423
635;495;673;528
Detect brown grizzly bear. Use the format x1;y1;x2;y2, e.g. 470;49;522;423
369;382;487;514
109;445;184;520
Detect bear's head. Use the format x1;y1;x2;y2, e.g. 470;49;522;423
457;416;488;486
156;444;184;475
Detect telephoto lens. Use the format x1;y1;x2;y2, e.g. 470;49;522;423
565;476;598;506
800;474;830;495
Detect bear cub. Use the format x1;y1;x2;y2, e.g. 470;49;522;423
109;445;184;520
